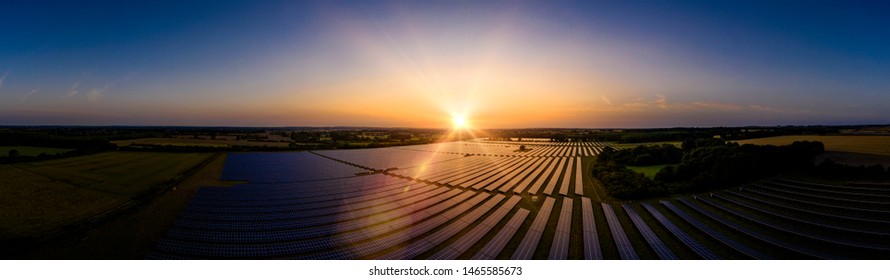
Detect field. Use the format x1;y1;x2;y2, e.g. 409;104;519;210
736;135;890;156
609;142;682;150
627;165;670;179
141;140;889;260
112;137;291;148
0;146;72;156
0;152;213;240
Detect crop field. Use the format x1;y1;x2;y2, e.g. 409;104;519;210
146;140;890;259
0;146;73;156
0;152;213;240
736;135;890;156
608;142;683;150
112;137;291;148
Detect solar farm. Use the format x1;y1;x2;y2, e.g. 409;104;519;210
146;140;890;259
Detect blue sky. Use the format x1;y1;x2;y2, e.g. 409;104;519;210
1;0;888;127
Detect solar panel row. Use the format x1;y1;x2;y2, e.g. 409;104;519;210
175;184;446;228
296;192;490;260
602;203;639;260
511;197;556;260
728;190;890;229
714;192;890;237
548;198;573;260
622;204;677;260
641;202;720;260
183;181;428;214
699;195;886;255
379;194;507;260
580;198;602;260
660;200;770;260
511;157;554;194
472;209;530;260
428;196;522;260
497;157;545;193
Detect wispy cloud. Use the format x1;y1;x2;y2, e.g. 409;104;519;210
748;104;810;114
87;84;110;103
20;88;39;103
654;94;668;109
692;101;743;111
65;81;80;98
748;104;782;112
0;70;8;89
600;95;613;106
592;94;800;116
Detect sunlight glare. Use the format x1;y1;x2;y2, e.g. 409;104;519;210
453;116;468;129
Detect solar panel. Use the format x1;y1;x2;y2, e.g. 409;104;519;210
581;198;602;260
622;204;677;260
512;157;553;194
661;200;769;259
428;195;522;260
573;157;584;195
542;158;566;195
602;203;639;260
548;198;573;260
642;202;720;260
692;196;853;258
379;194;505;260
472;208;530;260
511;197;556;260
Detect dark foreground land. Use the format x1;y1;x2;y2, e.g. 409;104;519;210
1;125;889;259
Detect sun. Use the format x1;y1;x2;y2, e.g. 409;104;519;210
452;116;468;129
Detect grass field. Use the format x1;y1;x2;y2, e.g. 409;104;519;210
0;146;73;157
735;135;890;156
7;153;232;259
0;152;213;240
627;164;670;179
609;141;682;150
112;137;290;148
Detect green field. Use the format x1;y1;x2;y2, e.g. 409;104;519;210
0;152;212;240
609;141;682;150
627;164;670;179
735;135;890;156
112;137;290;148
0;146;72;157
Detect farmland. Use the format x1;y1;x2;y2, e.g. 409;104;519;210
0;146;72;157
112;137;291;148
143;139;890;259
0;152;213;241
736;135;890;156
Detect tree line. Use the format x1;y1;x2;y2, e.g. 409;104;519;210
592;139;827;199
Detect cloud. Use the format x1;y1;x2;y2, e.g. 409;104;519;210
748;104;782;112
86;84;111;103
600;95;613;106
0;70;7;88
65;81;80;98
19;88;39;103
692;101;743;111
747;104;810;114
654;94;668;109
87;88;103;103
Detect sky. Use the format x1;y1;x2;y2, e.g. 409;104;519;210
1;0;889;128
